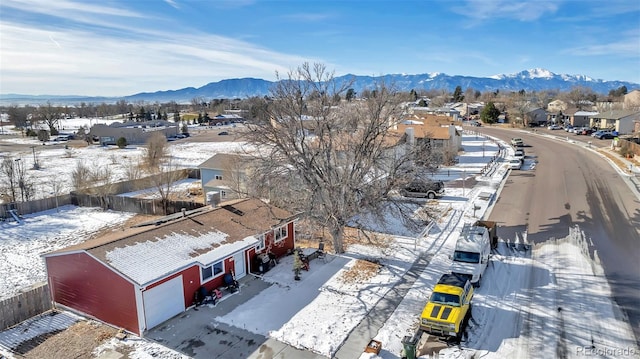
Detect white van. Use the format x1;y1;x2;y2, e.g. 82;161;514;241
450;223;491;286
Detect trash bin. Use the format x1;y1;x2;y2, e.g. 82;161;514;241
401;335;418;359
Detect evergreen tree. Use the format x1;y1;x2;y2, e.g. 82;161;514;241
452;86;464;102
480;102;500;124
345;88;356;101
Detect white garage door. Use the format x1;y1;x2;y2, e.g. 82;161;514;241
143;275;185;330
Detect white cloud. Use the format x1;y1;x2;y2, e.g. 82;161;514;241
453;0;559;22
0;1;311;96
563;30;640;57
164;0;179;9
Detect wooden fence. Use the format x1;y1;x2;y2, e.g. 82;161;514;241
0;195;71;219
0;283;52;331
70;193;202;215
1;168;203;218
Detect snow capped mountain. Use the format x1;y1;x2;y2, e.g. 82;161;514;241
2;70;637;105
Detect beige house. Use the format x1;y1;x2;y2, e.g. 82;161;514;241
392;122;462;158
589;110;640;134
547;99;568;113
624;90;640;110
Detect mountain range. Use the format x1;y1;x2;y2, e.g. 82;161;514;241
2;68;638;105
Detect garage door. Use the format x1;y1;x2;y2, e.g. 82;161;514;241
143;275;184;330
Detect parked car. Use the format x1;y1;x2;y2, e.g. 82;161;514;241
514;149;525;160
576;128;592;135
593;130;614;139
450;223;492;286
547;124;561;130
218;131;229;136
508;158;523;170
400;180;445;199
511;138;524;147
597;133;616;140
564;125;574;132
420;273;473;340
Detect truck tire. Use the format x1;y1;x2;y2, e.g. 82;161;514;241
427;192;436;199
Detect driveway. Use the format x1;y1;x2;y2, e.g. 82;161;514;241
146;272;327;359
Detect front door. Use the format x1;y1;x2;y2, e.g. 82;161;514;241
233;251;246;279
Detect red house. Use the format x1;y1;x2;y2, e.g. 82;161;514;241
42;198;296;336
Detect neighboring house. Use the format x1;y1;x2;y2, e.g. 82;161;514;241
90;120;178;145
624;90;640;110
393;123;462;155
570;110;598;127
199;153;251;201
524;108;547;126
547;99;568;113
211;114;244;126
43;198;296;336
589;110;640;134
408;106;461;119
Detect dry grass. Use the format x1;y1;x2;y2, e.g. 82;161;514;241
23;321;120;359
339;259;381;284
597;148;640;171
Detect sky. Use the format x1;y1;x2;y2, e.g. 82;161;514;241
0;0;639;97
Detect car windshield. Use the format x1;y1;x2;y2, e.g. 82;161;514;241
453;251;480;263
430;292;461;307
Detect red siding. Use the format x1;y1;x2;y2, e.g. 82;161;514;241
45;252;139;334
250;221;296;273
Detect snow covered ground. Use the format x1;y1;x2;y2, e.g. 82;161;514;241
2;132;245;198
1;131;637;359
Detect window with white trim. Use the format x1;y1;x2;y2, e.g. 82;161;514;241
255;233;266;251
274;225;288;243
201;261;224;282
220;190;227;198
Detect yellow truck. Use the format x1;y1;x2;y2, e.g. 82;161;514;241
420;273;473;340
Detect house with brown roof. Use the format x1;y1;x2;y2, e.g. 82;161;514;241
42;198;297;336
391;121;462;161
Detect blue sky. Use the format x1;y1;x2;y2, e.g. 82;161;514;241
1;0;639;97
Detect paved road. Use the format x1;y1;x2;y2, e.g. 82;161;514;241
480;127;640;344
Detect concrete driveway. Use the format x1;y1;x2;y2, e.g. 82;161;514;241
146;276;325;359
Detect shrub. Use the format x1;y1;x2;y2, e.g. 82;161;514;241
116;137;128;149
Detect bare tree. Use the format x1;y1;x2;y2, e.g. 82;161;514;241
124;156;144;181
48;176;66;212
71;161;92;190
36;101;61;133
14;159;34;202
0;157;19;202
143;132;169;170
148;157;184;214
242;63;433;254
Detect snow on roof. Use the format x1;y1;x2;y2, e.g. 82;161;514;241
574;111;599;116
105;230;257;286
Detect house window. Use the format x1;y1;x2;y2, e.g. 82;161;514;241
274;225;288;243
201;261;224;282
255;234;266;251
220;190;227;198
215;175;223;180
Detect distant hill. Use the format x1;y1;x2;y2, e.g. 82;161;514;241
2;69;638;105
